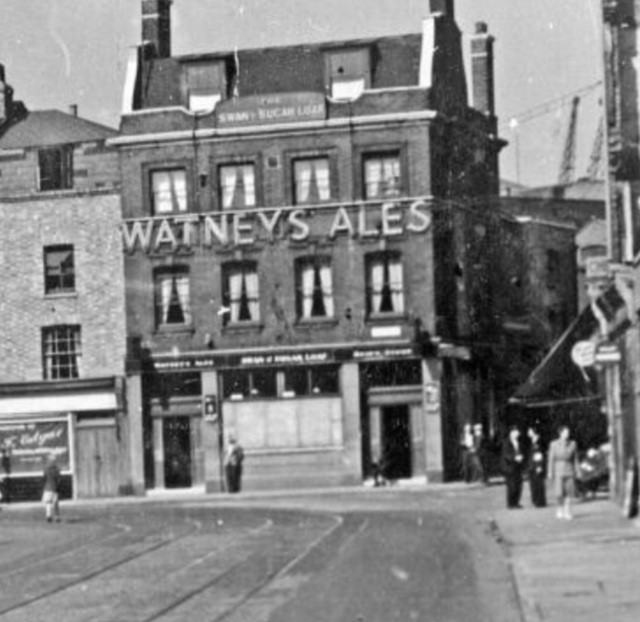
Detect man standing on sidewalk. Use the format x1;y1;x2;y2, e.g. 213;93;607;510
501;427;525;508
42;454;62;523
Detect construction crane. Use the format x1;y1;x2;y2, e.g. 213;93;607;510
558;96;580;185
500;81;602;185
586;116;604;180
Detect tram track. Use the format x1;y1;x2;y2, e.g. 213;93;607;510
0;514;204;618
0;508;358;622
143;514;367;622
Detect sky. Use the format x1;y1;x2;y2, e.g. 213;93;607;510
1;0;603;187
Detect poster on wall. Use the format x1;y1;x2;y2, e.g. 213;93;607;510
0;419;70;476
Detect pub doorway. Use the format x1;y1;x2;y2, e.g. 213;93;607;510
381;405;412;479
163;416;192;488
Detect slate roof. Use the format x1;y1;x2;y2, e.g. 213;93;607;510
0;109;118;150
141;34;424;109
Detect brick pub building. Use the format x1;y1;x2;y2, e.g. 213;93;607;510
0;66;131;499
113;0;577;492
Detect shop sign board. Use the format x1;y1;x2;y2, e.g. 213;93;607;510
121;199;432;254
216;92;326;127
150;344;418;371
595;343;621;364
571;340;596;368
0;419;70;476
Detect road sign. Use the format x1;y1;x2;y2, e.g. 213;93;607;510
595;343;621;364
571;341;596;367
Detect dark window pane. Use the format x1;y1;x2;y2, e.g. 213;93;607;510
222;370;250;399
251;369;277;397
39;147;72;191
284;367;309;396
310;366;340;394
44;245;75;294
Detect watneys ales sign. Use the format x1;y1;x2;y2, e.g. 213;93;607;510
122;199;432;253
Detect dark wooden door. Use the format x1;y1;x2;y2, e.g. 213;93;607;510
163;416;192;488
381;405;412;479
75;423;121;498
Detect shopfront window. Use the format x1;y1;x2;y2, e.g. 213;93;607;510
283;366;340;396
222;369;277;399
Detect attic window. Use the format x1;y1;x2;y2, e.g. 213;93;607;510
185;61;227;112
327;48;371;100
38;145;73;191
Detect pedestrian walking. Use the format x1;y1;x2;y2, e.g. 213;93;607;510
224;436;245;493
1;445;11;504
460;423;474;482
500;427;525;509
42;454;61;523
472;423;488;484
547;425;578;519
527;427;547;507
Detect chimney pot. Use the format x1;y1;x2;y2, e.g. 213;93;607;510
69;104;78;117
475;22;488;35
429;0;454;17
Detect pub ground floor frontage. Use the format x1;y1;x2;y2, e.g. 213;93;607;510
126;340;489;494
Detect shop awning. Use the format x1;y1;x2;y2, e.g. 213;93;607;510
511;304;600;405
511;284;629;406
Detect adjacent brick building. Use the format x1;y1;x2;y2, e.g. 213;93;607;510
0;65;132;500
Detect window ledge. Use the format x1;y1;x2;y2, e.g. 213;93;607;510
154;324;195;335
222;321;264;333
296;317;339;328
366;312;408;323
44;291;78;300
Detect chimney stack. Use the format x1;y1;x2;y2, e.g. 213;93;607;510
429;0;454;17
471;22;495;116
69;104;78;117
0;64;13;127
142;0;172;59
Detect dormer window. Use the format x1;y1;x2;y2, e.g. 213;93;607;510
185;61;227;112
326;48;371;100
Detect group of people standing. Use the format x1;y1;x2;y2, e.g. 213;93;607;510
501;424;579;519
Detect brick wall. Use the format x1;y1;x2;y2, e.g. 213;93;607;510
0;192;126;381
0;143;119;197
120;118;437;357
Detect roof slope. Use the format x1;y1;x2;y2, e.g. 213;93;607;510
0;110;118;149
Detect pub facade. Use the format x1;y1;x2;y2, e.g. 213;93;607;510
112;0;536;492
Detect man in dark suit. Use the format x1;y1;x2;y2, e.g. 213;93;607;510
501;427;525;509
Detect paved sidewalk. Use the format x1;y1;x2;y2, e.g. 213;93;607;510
490;493;640;622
